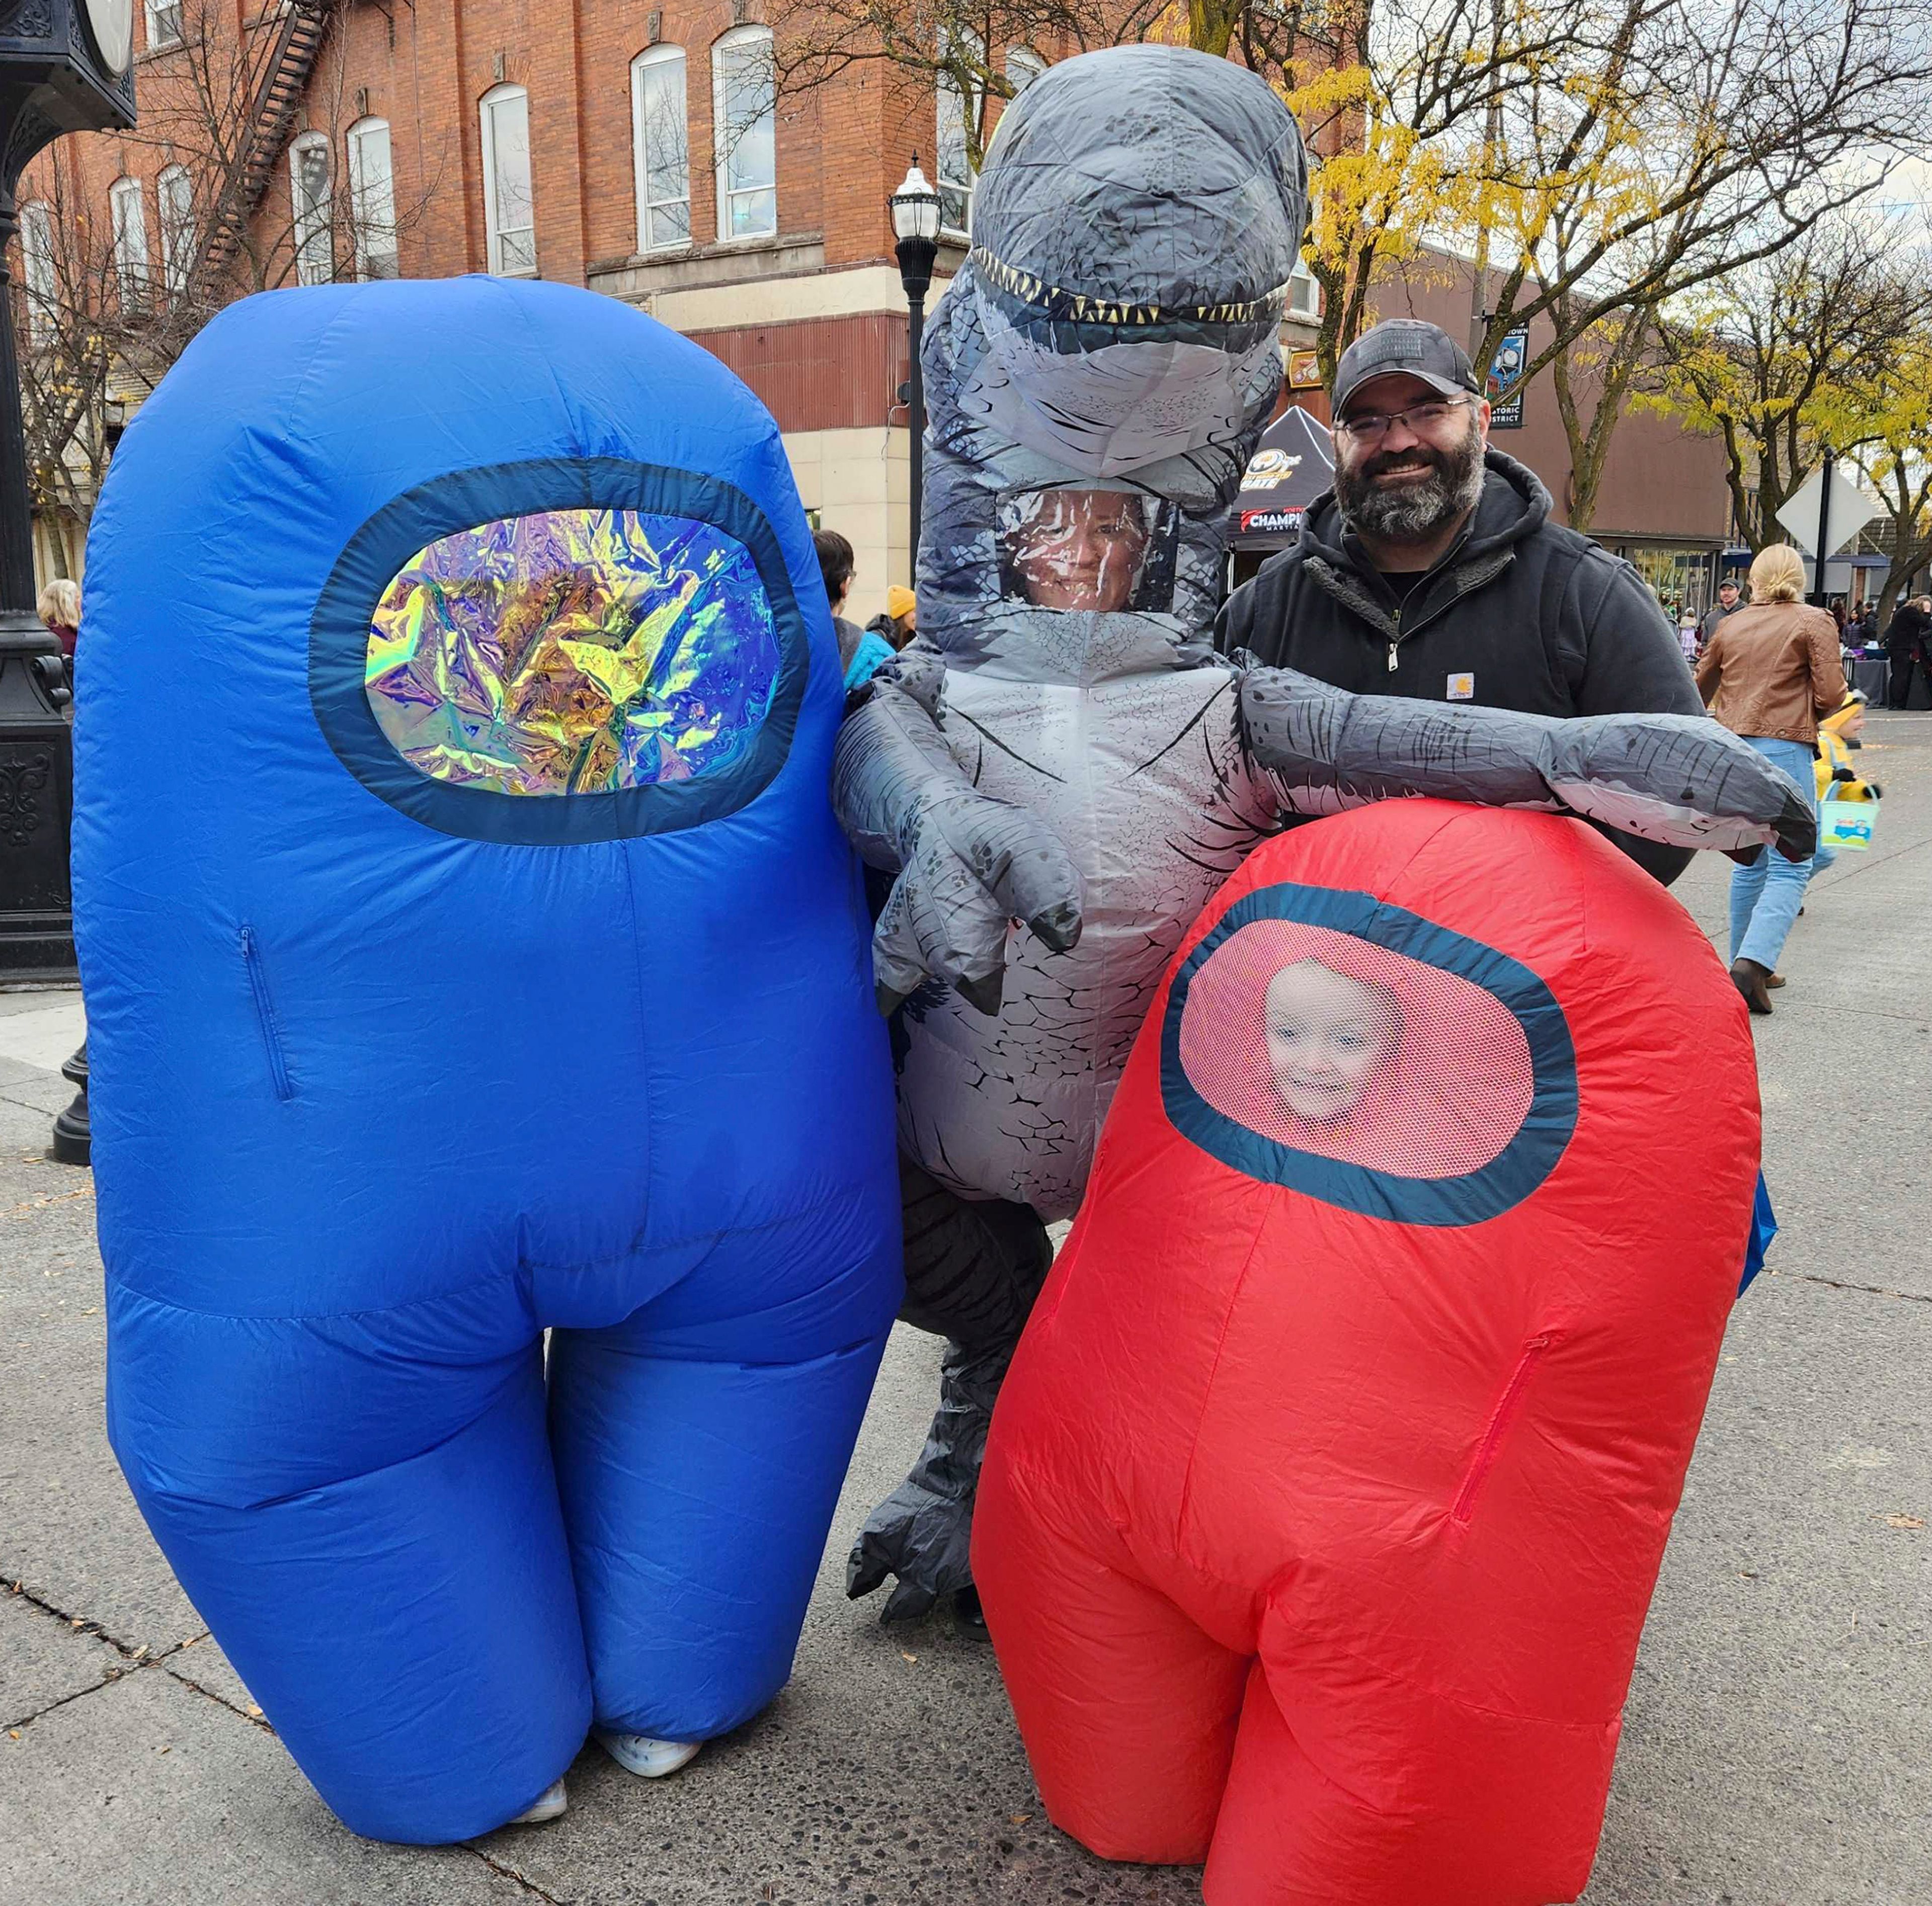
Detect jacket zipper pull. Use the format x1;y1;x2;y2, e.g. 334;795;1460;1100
1387;638;1399;674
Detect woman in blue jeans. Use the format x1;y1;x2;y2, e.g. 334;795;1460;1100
1697;544;1845;1014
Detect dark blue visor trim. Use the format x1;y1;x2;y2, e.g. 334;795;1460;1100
1160;881;1578;1226
309;457;810;845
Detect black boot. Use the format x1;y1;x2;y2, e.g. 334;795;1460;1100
1730;958;1774;1015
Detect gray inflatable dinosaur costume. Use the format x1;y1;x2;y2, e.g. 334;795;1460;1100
836;45;1810;1620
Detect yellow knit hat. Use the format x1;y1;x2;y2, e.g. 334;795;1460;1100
886;585;917;622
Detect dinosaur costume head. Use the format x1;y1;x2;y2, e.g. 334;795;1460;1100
918;45;1309;683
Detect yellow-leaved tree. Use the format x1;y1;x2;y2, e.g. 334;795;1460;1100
1648;220;1930;568
1842;332;1932;623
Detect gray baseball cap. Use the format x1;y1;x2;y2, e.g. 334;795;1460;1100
1333;319;1481;416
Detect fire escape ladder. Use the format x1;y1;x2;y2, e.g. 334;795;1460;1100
189;2;338;301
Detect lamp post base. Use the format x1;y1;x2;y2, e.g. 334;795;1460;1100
0;610;75;981
50;1038;88;1167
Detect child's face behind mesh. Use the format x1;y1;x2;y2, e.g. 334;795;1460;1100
1264;959;1400;1123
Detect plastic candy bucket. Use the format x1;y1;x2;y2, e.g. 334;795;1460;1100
1819;796;1878;852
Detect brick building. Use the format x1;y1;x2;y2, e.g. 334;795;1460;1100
24;0;950;607
19;1;1725;615
20;0;1331;609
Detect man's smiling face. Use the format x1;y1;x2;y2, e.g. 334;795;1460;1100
1331;371;1491;548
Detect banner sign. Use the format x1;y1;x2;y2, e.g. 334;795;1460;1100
1486;326;1530;430
1241;507;1306;536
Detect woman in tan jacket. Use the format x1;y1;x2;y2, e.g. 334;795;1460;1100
1697;543;1845;1013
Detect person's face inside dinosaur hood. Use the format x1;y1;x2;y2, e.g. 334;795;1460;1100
1000;488;1173;612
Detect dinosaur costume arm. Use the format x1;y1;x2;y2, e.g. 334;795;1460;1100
833;651;1084;1016
1238;666;1816;863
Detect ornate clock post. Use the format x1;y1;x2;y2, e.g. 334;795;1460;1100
0;1;133;985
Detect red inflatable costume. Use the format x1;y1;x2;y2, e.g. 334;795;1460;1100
974;800;1760;1906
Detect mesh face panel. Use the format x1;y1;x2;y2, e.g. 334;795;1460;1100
994;487;1179;614
1175;919;1535;1181
365;507;781;796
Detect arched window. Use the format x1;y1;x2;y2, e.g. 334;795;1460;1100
290;131;333;286
157;163;194;300
631;44;690;252
109;176;149;308
347;116;399;279
712;26;776;241
20;200;55;346
1004;47;1045;93
480;83;536;275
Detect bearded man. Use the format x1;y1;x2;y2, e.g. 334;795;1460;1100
1217;318;1705;883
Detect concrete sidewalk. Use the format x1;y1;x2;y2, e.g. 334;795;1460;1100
4;718;1927;1906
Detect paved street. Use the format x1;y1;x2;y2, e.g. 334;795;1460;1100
4;716;1928;1906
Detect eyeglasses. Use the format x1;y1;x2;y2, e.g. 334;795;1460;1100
1334;396;1473;445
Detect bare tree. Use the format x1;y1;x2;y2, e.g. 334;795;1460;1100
10;148;122;575
10;0;445;550
1472;0;1932;396
114;0;439;365
1840;328;1932;623
1547;305;1654;535
769;0;1603;381
1650;219;1930;561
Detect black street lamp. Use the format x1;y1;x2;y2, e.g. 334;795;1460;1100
0;2;134;985
889;157;940;568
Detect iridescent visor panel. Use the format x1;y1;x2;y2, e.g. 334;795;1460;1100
365;509;782;796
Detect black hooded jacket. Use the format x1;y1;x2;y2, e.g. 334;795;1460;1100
1216;449;1703;882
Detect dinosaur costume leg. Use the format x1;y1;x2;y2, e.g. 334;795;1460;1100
846;1157;1052;1619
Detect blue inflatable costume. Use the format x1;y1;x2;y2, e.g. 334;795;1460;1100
73;279;902;1843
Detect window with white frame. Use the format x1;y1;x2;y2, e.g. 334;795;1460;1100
290;131;333;285
1287;256;1320;320
157;163;194;299
712;26;776;241
936;36;984;237
480;83;537;274
145;0;183;50
109;176;149;307
21;200;55;347
631;44;690;252
347;116;399;278
1004;46;1044;93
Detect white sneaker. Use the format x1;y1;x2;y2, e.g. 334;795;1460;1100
505;1777;568;1825
595;1731;702;1779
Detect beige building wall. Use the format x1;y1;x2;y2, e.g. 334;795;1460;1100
783;426;913;620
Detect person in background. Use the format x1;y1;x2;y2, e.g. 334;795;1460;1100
1696;543;1844;1014
1884;594;1931;709
1699;578;1742;652
814;528;895;692
38;577;79;666
867;584;917;652
1677;604;1701;665
1215;317;1705;885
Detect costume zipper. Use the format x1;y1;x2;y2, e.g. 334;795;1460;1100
240;926;294;1103
1451;1334;1552;1526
